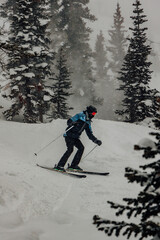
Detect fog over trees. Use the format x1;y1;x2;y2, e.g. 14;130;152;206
0;0;159;124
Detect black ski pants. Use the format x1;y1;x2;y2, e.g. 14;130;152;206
57;136;84;168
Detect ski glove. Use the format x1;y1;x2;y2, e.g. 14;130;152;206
94;139;102;146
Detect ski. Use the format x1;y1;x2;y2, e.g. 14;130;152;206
36;164;86;178
67;168;109;176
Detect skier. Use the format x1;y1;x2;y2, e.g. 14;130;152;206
54;105;102;172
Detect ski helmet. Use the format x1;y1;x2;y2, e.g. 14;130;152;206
86;105;97;116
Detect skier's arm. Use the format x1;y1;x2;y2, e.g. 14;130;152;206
85;124;102;145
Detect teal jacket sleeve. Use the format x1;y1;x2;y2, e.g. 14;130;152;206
85;123;97;142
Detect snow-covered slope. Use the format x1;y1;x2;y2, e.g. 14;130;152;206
0;119;157;240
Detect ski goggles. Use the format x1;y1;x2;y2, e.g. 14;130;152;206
91;112;97;116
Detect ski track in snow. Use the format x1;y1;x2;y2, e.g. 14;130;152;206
0;119;156;240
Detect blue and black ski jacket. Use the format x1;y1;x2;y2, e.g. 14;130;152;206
64;111;98;143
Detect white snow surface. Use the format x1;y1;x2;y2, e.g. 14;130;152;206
0;118;158;240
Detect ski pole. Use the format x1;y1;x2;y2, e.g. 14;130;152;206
82;145;98;161
34;125;73;156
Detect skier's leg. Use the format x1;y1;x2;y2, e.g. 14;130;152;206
57;137;74;167
70;139;84;167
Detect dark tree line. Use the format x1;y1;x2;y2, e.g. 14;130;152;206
0;0;159;125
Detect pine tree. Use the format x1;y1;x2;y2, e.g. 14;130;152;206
94;30;107;80
107;2;127;76
93;129;160;240
93;160;160;240
57;0;98;107
48;46;73;119
104;3;127;120
1;0;53;123
116;0;158;124
93;30;109;119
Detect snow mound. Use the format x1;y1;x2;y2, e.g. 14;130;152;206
137;137;157;150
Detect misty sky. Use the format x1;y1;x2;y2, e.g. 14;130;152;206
0;0;159;51
88;0;160;50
